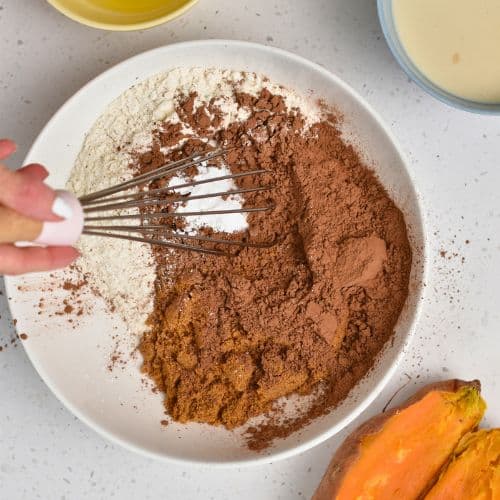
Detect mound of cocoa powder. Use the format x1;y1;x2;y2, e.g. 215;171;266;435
137;88;411;450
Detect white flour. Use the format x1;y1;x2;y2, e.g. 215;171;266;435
68;68;320;337
168;162;248;234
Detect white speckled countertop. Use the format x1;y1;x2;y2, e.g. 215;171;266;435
1;1;499;498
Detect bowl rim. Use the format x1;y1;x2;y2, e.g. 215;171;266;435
377;0;500;115
5;39;426;467
46;0;199;31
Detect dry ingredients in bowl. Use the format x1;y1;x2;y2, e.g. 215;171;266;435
68;68;411;450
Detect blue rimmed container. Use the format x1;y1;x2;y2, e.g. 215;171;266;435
377;0;500;115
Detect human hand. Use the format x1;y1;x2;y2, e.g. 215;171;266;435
0;139;79;275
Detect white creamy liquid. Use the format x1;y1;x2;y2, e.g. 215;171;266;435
393;0;500;103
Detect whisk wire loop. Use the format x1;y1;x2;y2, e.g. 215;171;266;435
78;150;274;255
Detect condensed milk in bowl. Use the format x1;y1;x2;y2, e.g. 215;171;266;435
377;0;500;114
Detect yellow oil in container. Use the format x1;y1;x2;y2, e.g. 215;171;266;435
48;0;196;29
83;0;188;14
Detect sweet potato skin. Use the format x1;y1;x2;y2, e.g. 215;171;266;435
313;379;483;500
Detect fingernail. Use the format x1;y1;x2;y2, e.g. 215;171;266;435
52;194;74;219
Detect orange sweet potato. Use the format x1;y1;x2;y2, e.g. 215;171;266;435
425;429;500;500
313;379;486;500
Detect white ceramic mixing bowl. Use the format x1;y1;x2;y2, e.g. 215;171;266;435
5;40;426;466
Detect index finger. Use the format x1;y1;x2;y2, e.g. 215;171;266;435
0;163;61;221
0;139;16;160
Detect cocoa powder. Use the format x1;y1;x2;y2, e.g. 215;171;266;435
137;88;411;449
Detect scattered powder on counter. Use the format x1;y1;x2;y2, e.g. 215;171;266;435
62;278;88;292
135;86;412;449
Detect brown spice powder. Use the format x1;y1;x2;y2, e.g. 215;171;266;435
137;88;411;450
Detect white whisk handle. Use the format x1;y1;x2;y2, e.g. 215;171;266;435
34;190;84;246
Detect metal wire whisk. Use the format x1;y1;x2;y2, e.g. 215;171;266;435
78;150;274;256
